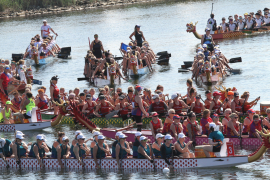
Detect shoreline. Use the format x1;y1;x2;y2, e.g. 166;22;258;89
0;0;165;19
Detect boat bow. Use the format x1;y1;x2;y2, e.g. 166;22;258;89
186;22;202;39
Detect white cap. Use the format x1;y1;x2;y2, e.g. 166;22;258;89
0;138;5;148
140;136;147;141
229;17;233;20
171;94;178;100
178;133;186;139
77;134;86;139
164;134;173;140
16;131;24;136
119;134;127;139
153;95;159;99
93;131;101;137
36;134;44;141
211;56;216;59
98;135;105;140
202;44;207;48
16;134;24;140
43;20;47;22
209;122;216;129
75;130;82;136
156;133;164;139
116;132;123;137
62;136;69;141
135;132;142;137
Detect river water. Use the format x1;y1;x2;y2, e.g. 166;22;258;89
1;0;270;179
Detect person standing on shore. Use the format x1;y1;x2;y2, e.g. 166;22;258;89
129;25;146;47
41;20;58;39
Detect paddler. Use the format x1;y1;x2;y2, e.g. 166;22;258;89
168;93;189;115
137;136;153;162
41;20;58;39
264;7;270;14
0;66;17;96
148;95;168;117
239;91;260;113
207;13;217;34
204;90;213;109
160;134;175;169
255;13;263;28
226;113;240;138
132;85;149;131
222;108;232;135
0;138;12;160
73;134;90;166
170;115;183;139
263;12;270;25
212;114;223;132
115;95;132;121
228;17;238;32
93;135;110;168
50;76;60;115
116;134;131;169
190;94;205;114
249;114;264;142
161;109;175;135
0;101;14;124
11;134;28;162
200;109;213;135
152;133;164;158
90;131;101;158
90;34;104;59
175;133;194;158
209;91;223;114
129;25;146;47
35;89;49;110
112;132;123;158
201;28;215;51
51;132;65;158
186;111;200;141
231;92;243;115
149;112;163;139
56;136;70;169
78;92;86;111
222;91;234;111
19;92;35;123
246;15;255;29
220;17;228;32
95;95;114;117
201;123;224;157
70;130;82;157
132;132;142;158
11;91;22;110
29;135;50;168
242;109;255;135
262;108;270;129
238;16;246;30
82;94;98;118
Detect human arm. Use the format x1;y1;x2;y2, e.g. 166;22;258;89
208;139;223;146
116;144;121;168
33;145;44;167
141;32;146;41
136;97;148;116
129;32;135;41
57;146;64;168
149;122;156;139
93;146;99;168
228;121;239;136
160;144;171;166
137;145;152;161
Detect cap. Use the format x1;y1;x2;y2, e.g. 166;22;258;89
152;95;159;100
86;94;92;99
75;130;82;136
173;115;181;120
6;101;13;105
135;24;141;28
115;132;123;137
135;132;142;137
213;91;222;96
0;138;5;148
257;10;262;13
244;13;249;15
93;131;101;136
99;95;105;100
229;17;233;20
263;8;269;11
5;67;10;70
227;91;234;96
171;94;178;100
156;133;164;139
202;44;207;48
51;76;58;81
212;113;219;118
135;85;143;91
205;28;210;32
247;109;255;114
140;136;147;141
205;90;211;94
209;122;216;129
77;134;86;139
98;135;105;140
211;56;216;59
16;131;24;136
43;20;47;22
250;12;254;15
234;92;239;97
62;136;69;141
36;134;45;140
152;112;159;117
119;134;127;139
222;17;225;20
255;13;261;16
178;133;186;139
16;134;24;139
164;134;173;140
196;94;201;99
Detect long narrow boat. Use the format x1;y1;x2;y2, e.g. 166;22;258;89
0;121;51;132
186;22;270;40
0;129;269;169
100;128;262;146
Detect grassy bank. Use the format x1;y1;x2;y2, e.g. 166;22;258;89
0;0;94;12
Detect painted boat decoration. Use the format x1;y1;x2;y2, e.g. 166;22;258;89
0;121;51;132
100;128;262;146
0;128;269;169
186;22;270;40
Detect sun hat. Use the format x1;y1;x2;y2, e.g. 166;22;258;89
135;132;142;137
156;133;164;139
77;134;86;139
164;134;173;140
93;131;101;137
140;136;147;141
178;133;186;139
98;135;105;140
75;130;82;136
119;134;127;139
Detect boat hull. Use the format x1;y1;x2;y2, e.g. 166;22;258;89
0;156;248;169
100;128;262;146
26;56;54;65
129;66;149;77
198;72;223;85
92;77;120;87
0;121;51;132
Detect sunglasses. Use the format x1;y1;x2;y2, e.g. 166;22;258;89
234;117;239;119
159;137;164;139
171;113;176;114
117;91;121;92
153;116;158;117
65;140;69;142
142;139;147;142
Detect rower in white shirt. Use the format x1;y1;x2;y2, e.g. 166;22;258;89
237;16;246;30
255;13;263;28
220;17;228;32
263;12;270;25
41;20;58;39
228;17;238;32
246;15;255;30
243;13;249;23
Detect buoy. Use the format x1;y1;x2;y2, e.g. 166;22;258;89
163;167;170;173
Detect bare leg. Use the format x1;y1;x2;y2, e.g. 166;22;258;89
202;145;213;157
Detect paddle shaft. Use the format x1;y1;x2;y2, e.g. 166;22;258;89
241;95;248;113
150;143;156;171
239;123;242;149
211;3;214;14
88;37;91;50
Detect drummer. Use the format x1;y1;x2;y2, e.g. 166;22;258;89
201;123;224;157
90;34;104;59
116;134;131;169
56;136;71;169
93;135;110;168
0;101;14;124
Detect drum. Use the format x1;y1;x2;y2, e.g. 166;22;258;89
260;101;270;115
13;113;21;124
194;147;215;158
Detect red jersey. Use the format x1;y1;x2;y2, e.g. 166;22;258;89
86;101;95;114
172;101;182;114
152;101;165;113
213;100;221;114
119;103;129;115
193;102;203;114
37;97;48;110
234;100;242;112
150;119;161;134
100;101;110;115
51;83;59;99
0;73;10;90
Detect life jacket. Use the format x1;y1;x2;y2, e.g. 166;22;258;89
100;101;110;115
152;101;165;114
170;123;182;136
162;121;172;134
213;100;221;114
203;34;213;45
37;97;48;110
243;117;251;134
172;101;183;114
150;119;161;134
86;101;95;114
193;102;203;114
226;123;239;138
51;83;59;99
119;103;129;116
188;121;198;136
234;100;242;112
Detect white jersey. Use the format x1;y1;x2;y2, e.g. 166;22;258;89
228;23;237;31
263;16;270;24
41;25;51;38
243;18;248;23
255;18;263;27
220;22;227;31
246;20;254;29
34;42;42;49
238;22;245;30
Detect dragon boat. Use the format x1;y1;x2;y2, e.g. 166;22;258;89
0;129;269;169
186;22;270;40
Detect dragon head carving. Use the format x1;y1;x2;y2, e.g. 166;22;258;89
52;99;69;115
256;128;270;148
186;21;198;32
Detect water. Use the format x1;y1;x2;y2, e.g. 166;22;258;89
0;0;270;179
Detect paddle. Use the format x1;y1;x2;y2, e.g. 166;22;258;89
239;123;242;150
8;82;21;95
32;79;42;85
178;68;191;73
229;57;242;63
80;148;84;170
211;3;214;14
150;143;156;171
77;77;90;81
227;68;241;74
2;148;10;169
88;37;91;50
171;145;174;169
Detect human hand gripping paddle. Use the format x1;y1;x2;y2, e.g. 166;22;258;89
170;145;174;169
150;143;156;171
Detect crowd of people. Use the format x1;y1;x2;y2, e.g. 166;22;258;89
207;8;270;33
